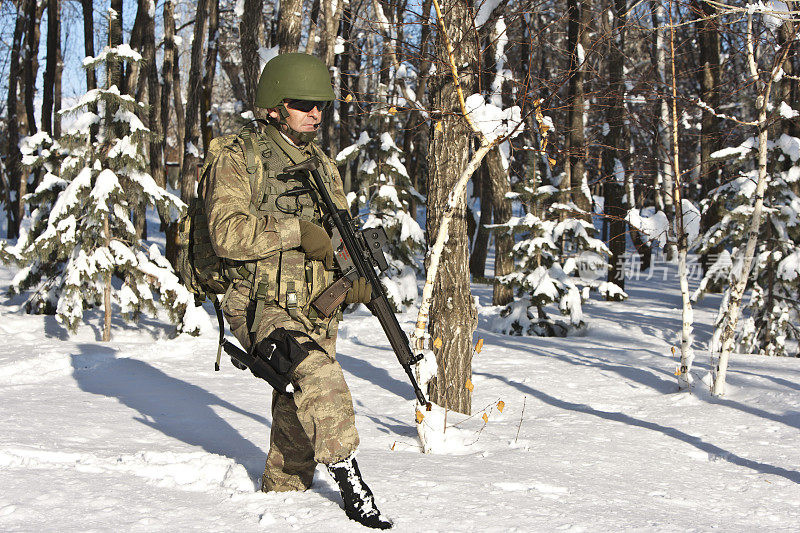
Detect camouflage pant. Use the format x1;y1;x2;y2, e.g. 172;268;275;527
223;285;359;492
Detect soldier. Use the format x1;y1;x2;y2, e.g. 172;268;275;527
204;53;392;529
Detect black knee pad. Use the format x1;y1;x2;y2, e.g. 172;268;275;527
250;328;312;393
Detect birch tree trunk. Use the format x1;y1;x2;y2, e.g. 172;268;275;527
711;14;785;396
180;0;209;203
425;0;478;415
667;2;695;391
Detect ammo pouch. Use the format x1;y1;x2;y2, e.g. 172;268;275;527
250;328;312;393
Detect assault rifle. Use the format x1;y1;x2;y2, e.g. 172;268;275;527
284;156;429;406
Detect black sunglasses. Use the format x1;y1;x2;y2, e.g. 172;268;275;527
285;99;330;113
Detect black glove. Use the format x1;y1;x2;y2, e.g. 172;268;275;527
345;277;372;304
299;220;334;269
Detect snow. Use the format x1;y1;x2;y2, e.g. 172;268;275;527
761;0;793;29
464;94;523;143
2;264;800;531
627;207;670;248
90;169;122;210
779;101;799;119
475;0;504;27
682;199;702;245
778;133;800;162
380;132;400;152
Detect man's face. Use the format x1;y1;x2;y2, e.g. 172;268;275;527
269;100;327;135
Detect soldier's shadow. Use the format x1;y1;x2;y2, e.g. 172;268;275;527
70;344;270;489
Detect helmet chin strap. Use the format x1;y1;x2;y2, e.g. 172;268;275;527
277;105;318;145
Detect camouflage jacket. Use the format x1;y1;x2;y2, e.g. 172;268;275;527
205;123;348;318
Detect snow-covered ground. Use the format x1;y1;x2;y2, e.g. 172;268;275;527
1;263;799;532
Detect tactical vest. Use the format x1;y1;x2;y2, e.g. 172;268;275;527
223;123;343;335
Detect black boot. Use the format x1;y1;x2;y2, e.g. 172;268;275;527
327;454;393;529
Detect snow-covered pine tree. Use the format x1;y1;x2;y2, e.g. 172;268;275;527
337;130;425;311
4;45;196;338
0;131;67;312
694;131;800;357
490;168;622;337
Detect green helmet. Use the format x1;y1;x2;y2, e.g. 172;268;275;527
255;53;335;109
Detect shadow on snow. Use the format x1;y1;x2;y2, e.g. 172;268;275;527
70;343;269;489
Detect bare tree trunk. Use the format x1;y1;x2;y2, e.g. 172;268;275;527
81;0;98;141
403;0;434;219
240;0;263;108
18;0;43;234
103;212;112;341
602;0;626;293
487;146;514;306
304;0;321;55
469;164;491;278
425;0;478;415
202;0;220;152
53;9;62;139
124;3;146;97
318;0;343;67
42;0;59;136
218;40;248;104
337;3;355;181
181;0;209;203
107;0;123;119
23;0;42;134
160;0;179;264
160;0;176;175
652;0;676;259
278;0;303;53
695;0;721;273
565;0;592;216
171;4;186;181
5;0;25;238
130;0;150;240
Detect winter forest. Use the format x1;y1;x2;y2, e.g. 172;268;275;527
0;0;799;529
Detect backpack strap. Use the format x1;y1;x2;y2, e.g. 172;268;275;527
241;130;258;175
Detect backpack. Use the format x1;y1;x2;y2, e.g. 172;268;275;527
175;127;263;368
